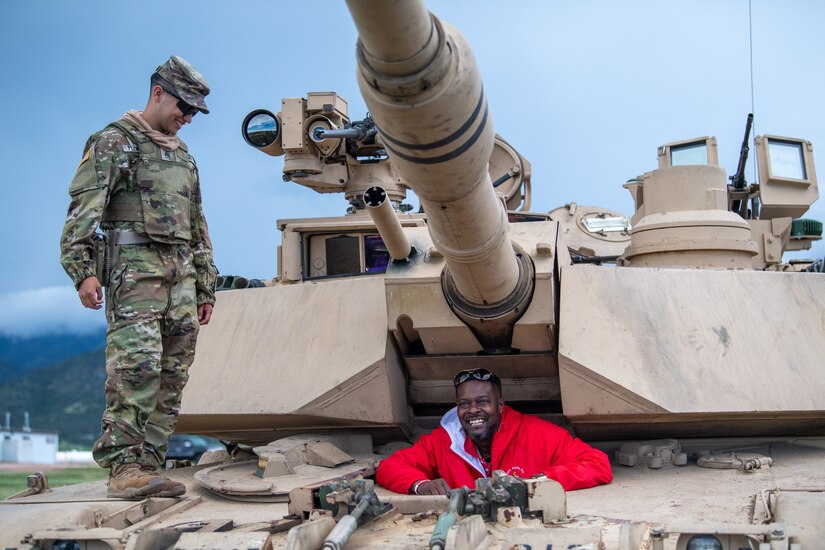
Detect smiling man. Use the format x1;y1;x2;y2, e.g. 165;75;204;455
60;56;217;499
376;369;613;495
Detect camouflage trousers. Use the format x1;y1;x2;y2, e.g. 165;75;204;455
93;242;199;470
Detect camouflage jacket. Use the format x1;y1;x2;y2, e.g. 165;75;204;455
60;123;217;306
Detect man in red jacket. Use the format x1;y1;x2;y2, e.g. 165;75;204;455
376;368;613;495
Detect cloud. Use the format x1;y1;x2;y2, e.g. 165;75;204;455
0;286;107;337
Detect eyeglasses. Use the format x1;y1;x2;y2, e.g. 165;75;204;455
453;368;499;388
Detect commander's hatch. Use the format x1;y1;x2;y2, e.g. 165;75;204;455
654;133;818;221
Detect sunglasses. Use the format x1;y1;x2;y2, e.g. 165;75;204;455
159;83;198;117
175;99;198;118
453;368;499;388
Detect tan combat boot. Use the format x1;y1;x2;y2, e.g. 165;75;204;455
139;465;186;497
107;463;166;499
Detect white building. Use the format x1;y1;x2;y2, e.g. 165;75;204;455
0;412;58;465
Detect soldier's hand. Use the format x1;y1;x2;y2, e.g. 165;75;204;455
198;303;213;325
416;478;451;495
78;276;103;310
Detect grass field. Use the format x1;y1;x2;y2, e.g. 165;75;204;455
0;467;108;499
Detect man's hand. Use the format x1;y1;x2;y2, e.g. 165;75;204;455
198;303;213;325
77;276;103;309
415;478;451;495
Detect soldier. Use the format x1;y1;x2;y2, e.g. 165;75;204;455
60;55;218;499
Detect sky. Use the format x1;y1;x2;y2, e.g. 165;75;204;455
1;0;823;337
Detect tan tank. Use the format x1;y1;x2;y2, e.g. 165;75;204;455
3;1;825;549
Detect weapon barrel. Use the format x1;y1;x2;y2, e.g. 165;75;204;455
312;127;362;141
321;497;370;550
346;0;521;307
732;113;754;190
364;186;412;261
429;489;466;550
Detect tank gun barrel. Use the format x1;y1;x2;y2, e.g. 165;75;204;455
346;0;437;76
346;0;525;310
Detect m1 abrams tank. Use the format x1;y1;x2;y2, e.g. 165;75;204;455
3;1;825;548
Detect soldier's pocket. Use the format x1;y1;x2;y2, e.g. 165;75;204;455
108;247;166;321
105;260;128;322
179;247;197;279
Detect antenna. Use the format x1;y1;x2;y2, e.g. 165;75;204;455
748;0;757;183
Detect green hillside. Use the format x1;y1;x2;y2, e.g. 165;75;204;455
0;330;106;381
0;348;105;449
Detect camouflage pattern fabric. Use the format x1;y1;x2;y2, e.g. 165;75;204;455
104;120;199;243
60;123;217;305
60;121;217;469
60;127;134;288
156;55;210;114
93;243;199;469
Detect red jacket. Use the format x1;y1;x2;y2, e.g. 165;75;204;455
376;405;612;493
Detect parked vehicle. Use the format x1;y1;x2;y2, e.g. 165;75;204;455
165;434;224;463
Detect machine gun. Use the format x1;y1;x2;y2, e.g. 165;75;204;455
318;479;392;550
311;114;386;161
729;113;754;217
429;472;567;550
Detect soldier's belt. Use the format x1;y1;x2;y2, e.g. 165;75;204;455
108;230;153;245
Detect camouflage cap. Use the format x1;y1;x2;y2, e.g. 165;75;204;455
155;55;210;114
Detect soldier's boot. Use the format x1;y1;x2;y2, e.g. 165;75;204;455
140;465;186;497
107;463;167;499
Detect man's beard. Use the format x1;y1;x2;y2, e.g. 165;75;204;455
464;418;499;441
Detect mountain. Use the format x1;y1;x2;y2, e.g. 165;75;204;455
0;330;106;382
0;347;106;448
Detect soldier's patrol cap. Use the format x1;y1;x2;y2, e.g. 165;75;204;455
154;55;210;114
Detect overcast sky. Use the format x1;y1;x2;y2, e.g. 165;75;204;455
1;0;823;337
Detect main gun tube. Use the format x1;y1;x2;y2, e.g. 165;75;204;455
346;0;522;307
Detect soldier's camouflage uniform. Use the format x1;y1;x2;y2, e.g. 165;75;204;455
60;116;217;470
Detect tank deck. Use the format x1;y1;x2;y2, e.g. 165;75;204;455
2;439;823;548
